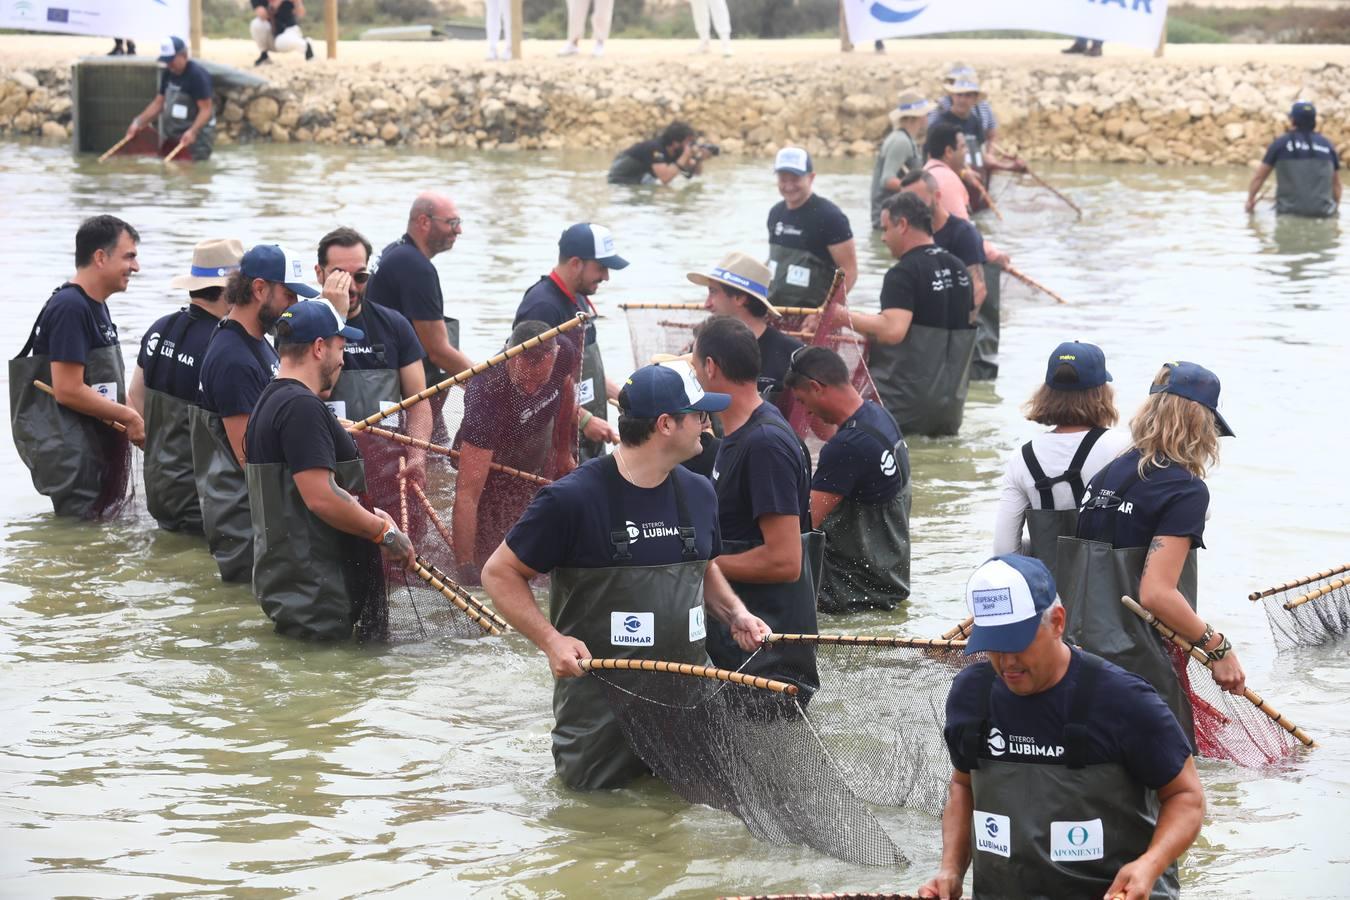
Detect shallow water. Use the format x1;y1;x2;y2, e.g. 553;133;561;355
1;141;1348;898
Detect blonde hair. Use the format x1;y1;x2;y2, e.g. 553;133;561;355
1130;366;1221;479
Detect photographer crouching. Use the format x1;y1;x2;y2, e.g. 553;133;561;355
608;120;719;185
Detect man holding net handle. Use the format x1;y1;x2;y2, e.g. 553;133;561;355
482;362;770;790
919;554;1203;900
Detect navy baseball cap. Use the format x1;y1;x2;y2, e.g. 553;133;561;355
1290;100;1316;128
240;244;320;298
158;36;187;63
1149;361;1235;438
964;554;1059;655
1045;341;1111;391
774;146;813;176
275;300;365;345
620;362;730;418
558;223;628;270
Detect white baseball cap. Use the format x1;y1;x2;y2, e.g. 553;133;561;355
964;554;1058;655
773;147;813;176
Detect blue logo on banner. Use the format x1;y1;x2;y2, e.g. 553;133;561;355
869;0;927;23
47;7;69;22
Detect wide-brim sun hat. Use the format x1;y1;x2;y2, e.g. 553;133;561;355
170;238;245;291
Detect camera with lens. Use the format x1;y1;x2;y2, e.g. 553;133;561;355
695;142;721;157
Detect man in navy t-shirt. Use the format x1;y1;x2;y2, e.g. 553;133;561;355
125;37;215;160
900;169;987;309
767;147;857;308
919;555;1202;900
1245;100;1341;218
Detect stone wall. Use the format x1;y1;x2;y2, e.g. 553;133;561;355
2;57;1345;165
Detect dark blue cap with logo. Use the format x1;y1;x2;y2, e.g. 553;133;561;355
964;554;1059;655
1148;361;1234;437
240;244;320;298
275;300;365;345
1045;340;1111;391
558;223;628;270
620;363;730;418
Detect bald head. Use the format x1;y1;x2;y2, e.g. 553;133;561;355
405;191;461;259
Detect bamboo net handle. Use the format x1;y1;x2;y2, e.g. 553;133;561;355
33;380;128;432
1002;264;1068;305
941;615;975;640
582;658;799;696
163;140;187;164
409;480;454;554
1248;563;1350;600
410;555;506;635
348;314;587;431
987;143;1084;219
342;420;553;487
969;174;1004;222
1119;595;1315;748
619;302;820;317
98;133;134;163
766;633;968;650
411;545;509;632
397;457;409;534
1285;577;1350;611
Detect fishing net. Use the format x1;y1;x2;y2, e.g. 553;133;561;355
620;302;704;370
345;316;585;642
988;170;1082;222
584;658;908;868
1249;563;1350;649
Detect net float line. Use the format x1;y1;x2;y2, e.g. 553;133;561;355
719;893;923;899
620;302;820;317
1120;595;1315;748
766;633;968;650
343;420;553;487
397;456;409;534
163;140;188;164
349;313;587;431
581;658;799;696
410;555;506;635
97;133;134;163
1285;576;1350;611
940;615;974;640
1248;564;1350;600
1002;264;1069;305
34;380;128;433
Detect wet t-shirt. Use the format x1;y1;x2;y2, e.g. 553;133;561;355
246;378;358;473
32;283;119;364
1075;448;1209;550
137;304;220;403
158;60;213;104
757;325;804;397
944;649;1192;788
924;160;971;221
767;194;853;264
367;235;444;326
196;319;279;417
456;339;577;456
340;300;425;372
713;401;810;545
811;400;906;505
507;458;721;571
880;244;975;330
1262;130;1340;169
933;214;987;268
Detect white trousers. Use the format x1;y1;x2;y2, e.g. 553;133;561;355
689;0;731;44
485;0;511;48
250;18;306;53
567;0;612;43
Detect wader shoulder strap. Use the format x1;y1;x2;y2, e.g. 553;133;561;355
669;470;699;561
14;286;65;360
956;662;999;771
1062;651;1105;770
1024;427;1107;509
602;454;699;562
142;308;196;386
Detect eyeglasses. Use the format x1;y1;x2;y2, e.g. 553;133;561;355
675;409;710;425
427;215;462;229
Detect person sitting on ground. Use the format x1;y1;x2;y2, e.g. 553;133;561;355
1245;100;1341;218
991;341;1130;573
871;92;932;230
125;37;216;162
250;0;314;66
785;346;911;614
608;121;711;185
451;320;579;584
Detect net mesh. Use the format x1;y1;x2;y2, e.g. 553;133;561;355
1250;564;1350;649
91;425;137;520
988;170;1082;223
347;321;583;643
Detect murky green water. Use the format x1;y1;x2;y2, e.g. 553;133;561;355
1;141;1347;898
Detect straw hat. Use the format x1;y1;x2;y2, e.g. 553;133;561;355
943;61;977;84
170;238;245;291
891;91;934;126
686;251;780;317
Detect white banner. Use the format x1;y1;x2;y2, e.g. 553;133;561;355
0;0;189;40
843;0;1168;52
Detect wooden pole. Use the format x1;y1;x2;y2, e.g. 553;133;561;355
325;0;338;60
839;0;854;53
1154;12;1167;58
190;0;203;58
510;0;524;60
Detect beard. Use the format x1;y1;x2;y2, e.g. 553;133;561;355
319;361;343;395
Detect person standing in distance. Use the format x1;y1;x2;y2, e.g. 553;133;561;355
849;192;976;438
129;238;243;533
245;300;416;642
365;192;473;444
514;223;626;461
784;346;911;614
125;37;216;161
11;215;145;518
1245;100;1341;218
871;92;932;231
919;554;1203;900
767;147;857;309
557;0;612;57
482;363;769;790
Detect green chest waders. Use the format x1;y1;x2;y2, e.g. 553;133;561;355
548;456;709;790
190;405;254;583
577;336;609;463
970;261;1001;381
159;79;215;161
957;656;1179;900
10;341;128;519
248;457;371;641
143;388;202;533
767;244;836;310
869;323;977;438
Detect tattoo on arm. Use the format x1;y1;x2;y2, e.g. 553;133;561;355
327;472;358;505
1142;537;1164;575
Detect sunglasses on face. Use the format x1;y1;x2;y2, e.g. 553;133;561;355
328;267;370;284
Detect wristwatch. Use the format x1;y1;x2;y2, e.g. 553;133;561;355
379;527;401;548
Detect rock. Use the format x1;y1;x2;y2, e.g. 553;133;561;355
246;96;280;131
841;93;886;116
270;123;290;143
380;122;400;142
1224;122;1245;141
1120;120;1149;143
9;70;38;91
41;120;66;140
